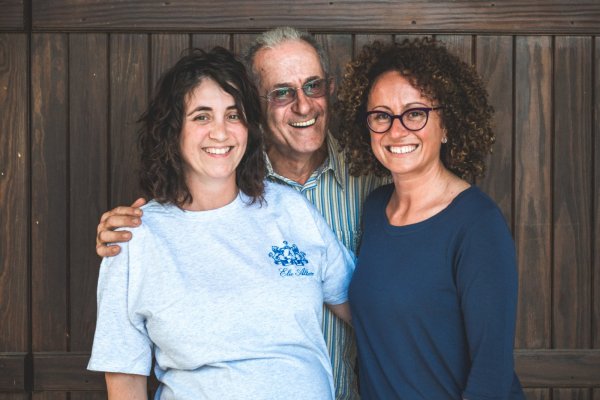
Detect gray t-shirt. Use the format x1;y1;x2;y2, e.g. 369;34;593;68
88;181;354;400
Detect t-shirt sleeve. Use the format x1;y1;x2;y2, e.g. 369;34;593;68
456;207;519;399
87;233;153;376
308;204;355;305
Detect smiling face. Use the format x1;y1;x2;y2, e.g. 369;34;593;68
253;39;331;161
179;78;248;190
367;70;445;179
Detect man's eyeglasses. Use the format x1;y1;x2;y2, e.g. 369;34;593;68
262;78;331;106
365;106;443;133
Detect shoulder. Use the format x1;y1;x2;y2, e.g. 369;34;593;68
452;186;506;225
263;180;311;207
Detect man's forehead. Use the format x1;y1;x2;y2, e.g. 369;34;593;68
253;40;325;88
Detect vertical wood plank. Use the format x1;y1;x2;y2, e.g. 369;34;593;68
476;35;513;224
434;34;473;64
69;33;109;351
191;33;231;51
33;393;67;400
594;388;600;400
553;36;592;348
0;0;23;30
109;34;148;207
513;36;553;349
354;34;393;55
232;33;258;58
393;34;433;44
0;394;28;400
150;34;189;89
594;36;600;350
0;33;28;352
524;389;551;400
315;34;352;138
31;33;69;351
554;388;591;400
70;393;106;400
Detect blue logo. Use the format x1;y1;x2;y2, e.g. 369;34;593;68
269;240;314;277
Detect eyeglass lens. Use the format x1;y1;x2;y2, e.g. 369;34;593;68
267;78;328;105
366;108;431;133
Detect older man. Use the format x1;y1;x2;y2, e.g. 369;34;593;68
96;27;386;399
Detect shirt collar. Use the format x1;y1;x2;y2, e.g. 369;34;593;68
265;132;346;189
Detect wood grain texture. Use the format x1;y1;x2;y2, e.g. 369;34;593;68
0;0;23;30
354;34;393;54
33;353;104;390
594;37;600;350
31;33;69;352
476;35;513;225
552;36;592;348
68;33;108;351
150;34;189;89
513;36;553;349
31;1;600;33
109;34;148;207
191;33;231;51
515;349;600;386
32;393;67;400
0;353;26;390
553;388;591;400
524;389;551;400
0;34;28;353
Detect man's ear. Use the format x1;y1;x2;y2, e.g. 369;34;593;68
328;77;336;95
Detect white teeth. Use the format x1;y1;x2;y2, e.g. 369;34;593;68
204;147;232;155
389;145;417;154
290;117;316;127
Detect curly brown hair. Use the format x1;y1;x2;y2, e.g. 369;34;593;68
138;47;266;207
335;38;494;180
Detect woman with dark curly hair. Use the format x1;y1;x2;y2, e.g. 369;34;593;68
88;47;353;399
337;39;525;399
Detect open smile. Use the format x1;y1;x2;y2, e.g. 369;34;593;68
387;145;419;154
203;146;233;155
289;117;317;128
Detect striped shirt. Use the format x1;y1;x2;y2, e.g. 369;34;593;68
266;134;388;400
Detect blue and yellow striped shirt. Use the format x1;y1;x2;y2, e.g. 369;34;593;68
266;134;388;400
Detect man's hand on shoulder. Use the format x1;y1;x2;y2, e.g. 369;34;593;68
96;198;147;258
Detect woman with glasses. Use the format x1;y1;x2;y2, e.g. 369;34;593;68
87;47;353;399
336;39;525;399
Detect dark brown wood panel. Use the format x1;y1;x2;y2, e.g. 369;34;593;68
0;394;28;400
553;36;593;349
191;33;231;51
594;36;600;350
553;388;591;400
513;36;553;349
31;33;69;352
31;1;600;33
0;0;23;30
434;34;473;65
34;353;103;390
68;33;109;351
150;34;189;89
476;35;514;224
354;34;393;54
0;34;28;353
524;389;551;400
33;393;67;400
515;349;600;386
109;34;148;207
0;353;26;390
231;33;258;59
70;393;106;400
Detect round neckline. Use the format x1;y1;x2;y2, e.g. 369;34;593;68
381;185;476;235
156;191;249;220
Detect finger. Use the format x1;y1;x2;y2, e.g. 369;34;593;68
130;197;147;209
96;243;122;257
97;228;133;246
102;215;142;231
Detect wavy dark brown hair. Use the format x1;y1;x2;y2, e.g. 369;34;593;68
335;38;494;180
138;47;266;207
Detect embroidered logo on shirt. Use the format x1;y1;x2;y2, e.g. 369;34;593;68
269;241;314;277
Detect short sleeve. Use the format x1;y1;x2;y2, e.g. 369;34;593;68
308;204;355;305
87;235;153;375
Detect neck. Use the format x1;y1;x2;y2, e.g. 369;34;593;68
267;143;328;185
182;177;239;211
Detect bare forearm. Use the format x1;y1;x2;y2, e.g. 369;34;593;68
105;373;147;400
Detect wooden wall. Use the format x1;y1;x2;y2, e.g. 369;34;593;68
1;1;599;398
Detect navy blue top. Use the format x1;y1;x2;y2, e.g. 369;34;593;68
349;184;524;400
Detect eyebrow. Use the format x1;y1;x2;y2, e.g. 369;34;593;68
370;102;430;111
186;105;238;116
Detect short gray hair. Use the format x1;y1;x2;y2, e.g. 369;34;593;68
243;26;331;89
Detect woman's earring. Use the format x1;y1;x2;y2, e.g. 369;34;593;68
441;136;448;144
